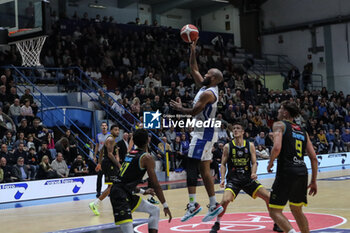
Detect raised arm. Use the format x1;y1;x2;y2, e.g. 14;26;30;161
190;38;204;87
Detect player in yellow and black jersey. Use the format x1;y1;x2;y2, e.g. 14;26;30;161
110;128;172;233
267;101;318;233
210;121;281;233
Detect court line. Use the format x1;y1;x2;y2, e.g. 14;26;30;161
1;165;349;210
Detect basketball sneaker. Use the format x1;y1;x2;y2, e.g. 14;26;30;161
273;223;283;232
202;203;224;222
89;202;100;216
210;222;220;233
147;196;160;204
181;202;202;222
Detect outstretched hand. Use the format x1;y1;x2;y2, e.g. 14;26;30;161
190;37;199;50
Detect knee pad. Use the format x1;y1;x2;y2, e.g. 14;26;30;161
186;158;200;187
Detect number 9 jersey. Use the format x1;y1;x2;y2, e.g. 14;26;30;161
277;120;307;176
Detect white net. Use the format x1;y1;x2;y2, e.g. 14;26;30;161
15;36;47;67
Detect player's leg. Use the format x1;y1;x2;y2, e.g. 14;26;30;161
110;185;134;233
181;157;202;222
255;186;283;232
96;170;103;197
269;208;295;233
210;189;236;233
269;175;295;233
200;159;223;222
289;175;309;233
134;198;160;233
89;185;111;216
289;205;309;233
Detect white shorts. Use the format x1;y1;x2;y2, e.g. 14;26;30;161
188;136;215;161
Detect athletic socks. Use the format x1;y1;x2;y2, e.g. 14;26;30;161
216;216;222;223
189;194;196;205
288;229;297;233
209;196;217;207
94;199;101;206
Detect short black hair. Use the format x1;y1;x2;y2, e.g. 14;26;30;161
133;129;149;148
281;101;300;118
232;121;245;130
110;124;119;130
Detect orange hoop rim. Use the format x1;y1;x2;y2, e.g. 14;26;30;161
8;28;33;36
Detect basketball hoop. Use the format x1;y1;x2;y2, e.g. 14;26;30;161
14;36;47;67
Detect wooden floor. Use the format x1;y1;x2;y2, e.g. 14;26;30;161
1;168;350;233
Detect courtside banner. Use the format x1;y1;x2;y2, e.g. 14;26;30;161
0;175;107;203
256;152;350;175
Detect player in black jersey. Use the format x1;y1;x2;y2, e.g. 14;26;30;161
267;101;318;233
110;129;172;233
89;125;120;216
210;121;281;233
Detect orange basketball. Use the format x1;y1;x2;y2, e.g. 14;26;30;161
180;24;199;43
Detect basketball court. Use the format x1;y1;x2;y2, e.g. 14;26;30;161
1;166;349;233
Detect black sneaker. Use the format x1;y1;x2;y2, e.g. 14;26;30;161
96;193;101;198
210;222;220;233
273;223;283;232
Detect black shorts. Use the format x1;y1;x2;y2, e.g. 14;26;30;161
269;174;308;209
102;160;119;185
225;173;263;199
110;183;142;225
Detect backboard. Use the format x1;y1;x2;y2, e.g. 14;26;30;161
0;0;51;44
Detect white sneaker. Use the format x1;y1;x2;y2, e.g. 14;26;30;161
181;202;202;222
202;203;224;222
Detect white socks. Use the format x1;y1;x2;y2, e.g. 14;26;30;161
189;194;196;205
288;229;297;233
94;199;101;206
209;196;217;207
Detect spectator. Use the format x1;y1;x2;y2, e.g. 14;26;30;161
212;143;224;181
55;137;71;164
13;143;27;165
0;166;3;182
326;129;335;153
12;157;30;181
70;155;89;176
180;133;189;157
334;128;345;152
8;98;21;125
65;129;78;159
51;152;69;178
172;136;182;169
341;129;350;152
254;131;266;146
0;143;11;161
218;124;229;143
317;129;328;150
18;118;31;137
1;131;15;152
47;133;55;149
165;126;176;145
117;132;129;163
20;99;34;123
0;107;16;138
20;88;34;105
157;136;172;170
37;155;59;179
37;141;52;162
256;145;270;159
27;147;39;180
0;157;13;182
27;135;35;150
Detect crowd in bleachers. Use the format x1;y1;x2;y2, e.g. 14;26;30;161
1;12;350;183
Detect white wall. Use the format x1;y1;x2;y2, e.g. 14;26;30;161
331;23;350;94
160;8;191;29
201;6;240;46
261;0;350;28
138;3;152;25
261;27;327;86
66;0;138;24
261;0;350;94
